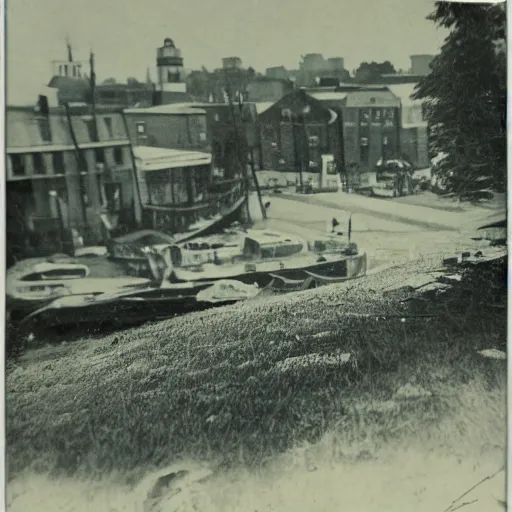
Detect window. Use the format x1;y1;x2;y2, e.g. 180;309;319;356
95;148;105;166
360;138;370;164
344;109;357;123
104;117;113;138
105;183;123;214
10;154;25;176
193;166;208;203
37;117;52;142
359;109;370;126
308;135;320;148
384;109;395;126
172;168;188;205
32;153;46;174
136;122;146;135
372;109;382;123
83;119;96;141
114;146;124;165
360;145;370;164
148;173;170;206
51;152;65;174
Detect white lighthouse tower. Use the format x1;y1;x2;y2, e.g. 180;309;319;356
155;38;187;95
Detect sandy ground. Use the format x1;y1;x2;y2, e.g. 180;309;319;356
7;447;505;512
252;193;484;268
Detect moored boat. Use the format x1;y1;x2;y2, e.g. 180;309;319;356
149;228;367;294
11;223;366;339
6;256;152;320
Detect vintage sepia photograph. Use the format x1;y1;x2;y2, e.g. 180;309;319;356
3;0;507;510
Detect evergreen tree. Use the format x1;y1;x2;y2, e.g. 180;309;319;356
413;2;506;200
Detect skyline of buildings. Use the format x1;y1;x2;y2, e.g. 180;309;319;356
9;33;435;107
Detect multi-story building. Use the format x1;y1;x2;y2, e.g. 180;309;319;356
123;104;210;153
123;103;249;235
258;89;344;175
246;78;294;103
123;102;261;177
308;86;401;173
327;57;345;73
6;100;137;259
299;54;326;86
258;86;402;181
222;57;243;70
265;66;288;80
385;84;429;169
298;54;348;87
409;54;434;76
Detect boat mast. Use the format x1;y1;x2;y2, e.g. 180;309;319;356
63;102;88;227
120;110;143;226
223;70;251;223
89;50;99;142
223;70;267;221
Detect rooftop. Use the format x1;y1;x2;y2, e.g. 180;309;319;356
344;89;400;108
381;84;422;106
254;102;275;114
309;91;349;102
123;104;207;115
133;146;212;171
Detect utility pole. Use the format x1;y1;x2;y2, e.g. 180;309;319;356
291;114;304;191
300;113;307;190
89;50;99;142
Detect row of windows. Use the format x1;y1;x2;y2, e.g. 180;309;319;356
36;116;118;145
343;108;398;124
9;147;126;177
145;166;210;207
359;136;394;164
58;63;82;79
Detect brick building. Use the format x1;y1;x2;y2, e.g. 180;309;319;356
258;87;403;188
309;87;401;173
123;104;210;153
258;89;344;174
386;84;429;168
124;102;261;178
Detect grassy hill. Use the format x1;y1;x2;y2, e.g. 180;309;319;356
6;252;506;484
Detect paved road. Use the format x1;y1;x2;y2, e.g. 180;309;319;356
249;193;479;270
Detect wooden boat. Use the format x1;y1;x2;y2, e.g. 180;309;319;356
107;224;248;276
13;226;366;338
149;228;368;294
15;280;215;336
6;256;152;321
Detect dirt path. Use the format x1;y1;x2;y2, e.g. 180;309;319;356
7;449;505;512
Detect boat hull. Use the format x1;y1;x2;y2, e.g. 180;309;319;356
16;283;213;333
176;252;368;292
13;252;367;339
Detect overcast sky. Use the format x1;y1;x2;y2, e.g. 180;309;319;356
6;0;448;105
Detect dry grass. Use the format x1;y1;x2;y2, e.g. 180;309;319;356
6;254;507;487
